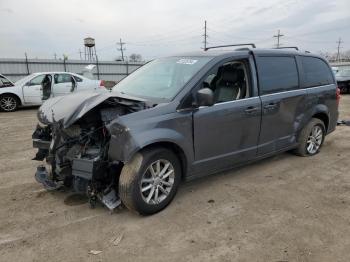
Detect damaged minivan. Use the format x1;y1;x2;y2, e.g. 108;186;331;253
32;46;339;215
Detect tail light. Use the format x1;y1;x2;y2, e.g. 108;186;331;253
99;80;105;88
336;87;341;106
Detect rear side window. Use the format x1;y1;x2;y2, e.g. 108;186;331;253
256;56;299;95
301;56;334;87
54;74;74;84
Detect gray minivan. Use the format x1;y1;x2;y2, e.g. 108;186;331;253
33;46;339;215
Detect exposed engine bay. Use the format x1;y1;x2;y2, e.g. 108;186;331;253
32;95;147;210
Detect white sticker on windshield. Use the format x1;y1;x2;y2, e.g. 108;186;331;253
176;59;198;65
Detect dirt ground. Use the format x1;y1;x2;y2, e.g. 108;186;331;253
0;96;349;262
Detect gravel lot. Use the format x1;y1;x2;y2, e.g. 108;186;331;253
0;96;350;262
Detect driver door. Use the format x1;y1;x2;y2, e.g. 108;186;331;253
22;74;46;104
192;57;261;174
52;73;76;97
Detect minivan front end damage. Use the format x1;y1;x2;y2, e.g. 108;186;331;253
32;93;148;210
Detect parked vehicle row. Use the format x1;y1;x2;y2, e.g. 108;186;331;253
0;72;105;112
334;67;350;93
32;46;339;215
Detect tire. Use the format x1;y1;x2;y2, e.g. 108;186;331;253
294;118;326;157
119;147;181;215
0;94;19;112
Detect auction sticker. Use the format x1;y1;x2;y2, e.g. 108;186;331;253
176;59;198;65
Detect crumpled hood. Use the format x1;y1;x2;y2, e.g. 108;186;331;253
37;90;147;128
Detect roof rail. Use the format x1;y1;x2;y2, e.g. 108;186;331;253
275;46;299;50
204;43;256;51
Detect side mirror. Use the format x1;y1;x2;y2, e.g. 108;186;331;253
196;88;214;107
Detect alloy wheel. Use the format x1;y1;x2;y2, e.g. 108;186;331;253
140;159;175;205
0;96;17;111
306;125;323;154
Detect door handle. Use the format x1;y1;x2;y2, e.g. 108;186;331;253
244;106;259;114
264;103;277;109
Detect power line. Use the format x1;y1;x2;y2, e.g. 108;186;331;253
273;29;284;48
336;37;343;61
117;38;126;61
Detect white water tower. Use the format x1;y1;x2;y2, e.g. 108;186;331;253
84;37;97;61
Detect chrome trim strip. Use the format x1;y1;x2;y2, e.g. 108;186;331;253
260;84;334;97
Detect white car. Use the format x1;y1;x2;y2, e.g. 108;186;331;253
0;72;105;112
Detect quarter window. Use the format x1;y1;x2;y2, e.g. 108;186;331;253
73;76;83;82
301;56;334;87
256;56;299;95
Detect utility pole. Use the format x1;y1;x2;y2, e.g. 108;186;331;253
79;49;83;60
273;29;284;48
203;20;208;50
336;37;343;62
117;38;126;61
53;53;57;60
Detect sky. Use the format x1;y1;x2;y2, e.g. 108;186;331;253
0;0;349;61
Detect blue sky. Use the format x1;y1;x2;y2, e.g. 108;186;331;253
0;0;349;60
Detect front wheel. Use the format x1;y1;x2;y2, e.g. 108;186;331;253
294;118;325;156
119;147;181;215
0;94;19;112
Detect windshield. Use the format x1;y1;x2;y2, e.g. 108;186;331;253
113;57;212;100
15;74;37;85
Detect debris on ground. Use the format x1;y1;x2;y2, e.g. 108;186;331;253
88;250;103;255
208;199;215;204
337;120;350;126
112;233;124;246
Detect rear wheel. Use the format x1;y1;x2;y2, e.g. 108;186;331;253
119;147;181;215
0;94;19;112
294;118;325;156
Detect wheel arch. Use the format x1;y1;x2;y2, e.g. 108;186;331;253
137;141;188;181
0;92;22;106
312;111;329;132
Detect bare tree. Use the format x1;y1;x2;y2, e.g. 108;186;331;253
129;53;143;62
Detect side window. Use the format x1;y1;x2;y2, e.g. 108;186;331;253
28;75;45;86
54;74;74;84
204;60;250;104
256;56;299;95
301;56;334;87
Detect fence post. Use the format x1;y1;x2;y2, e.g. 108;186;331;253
126;60;129;76
24;53;30;75
63;56;67;72
96;55;100;80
